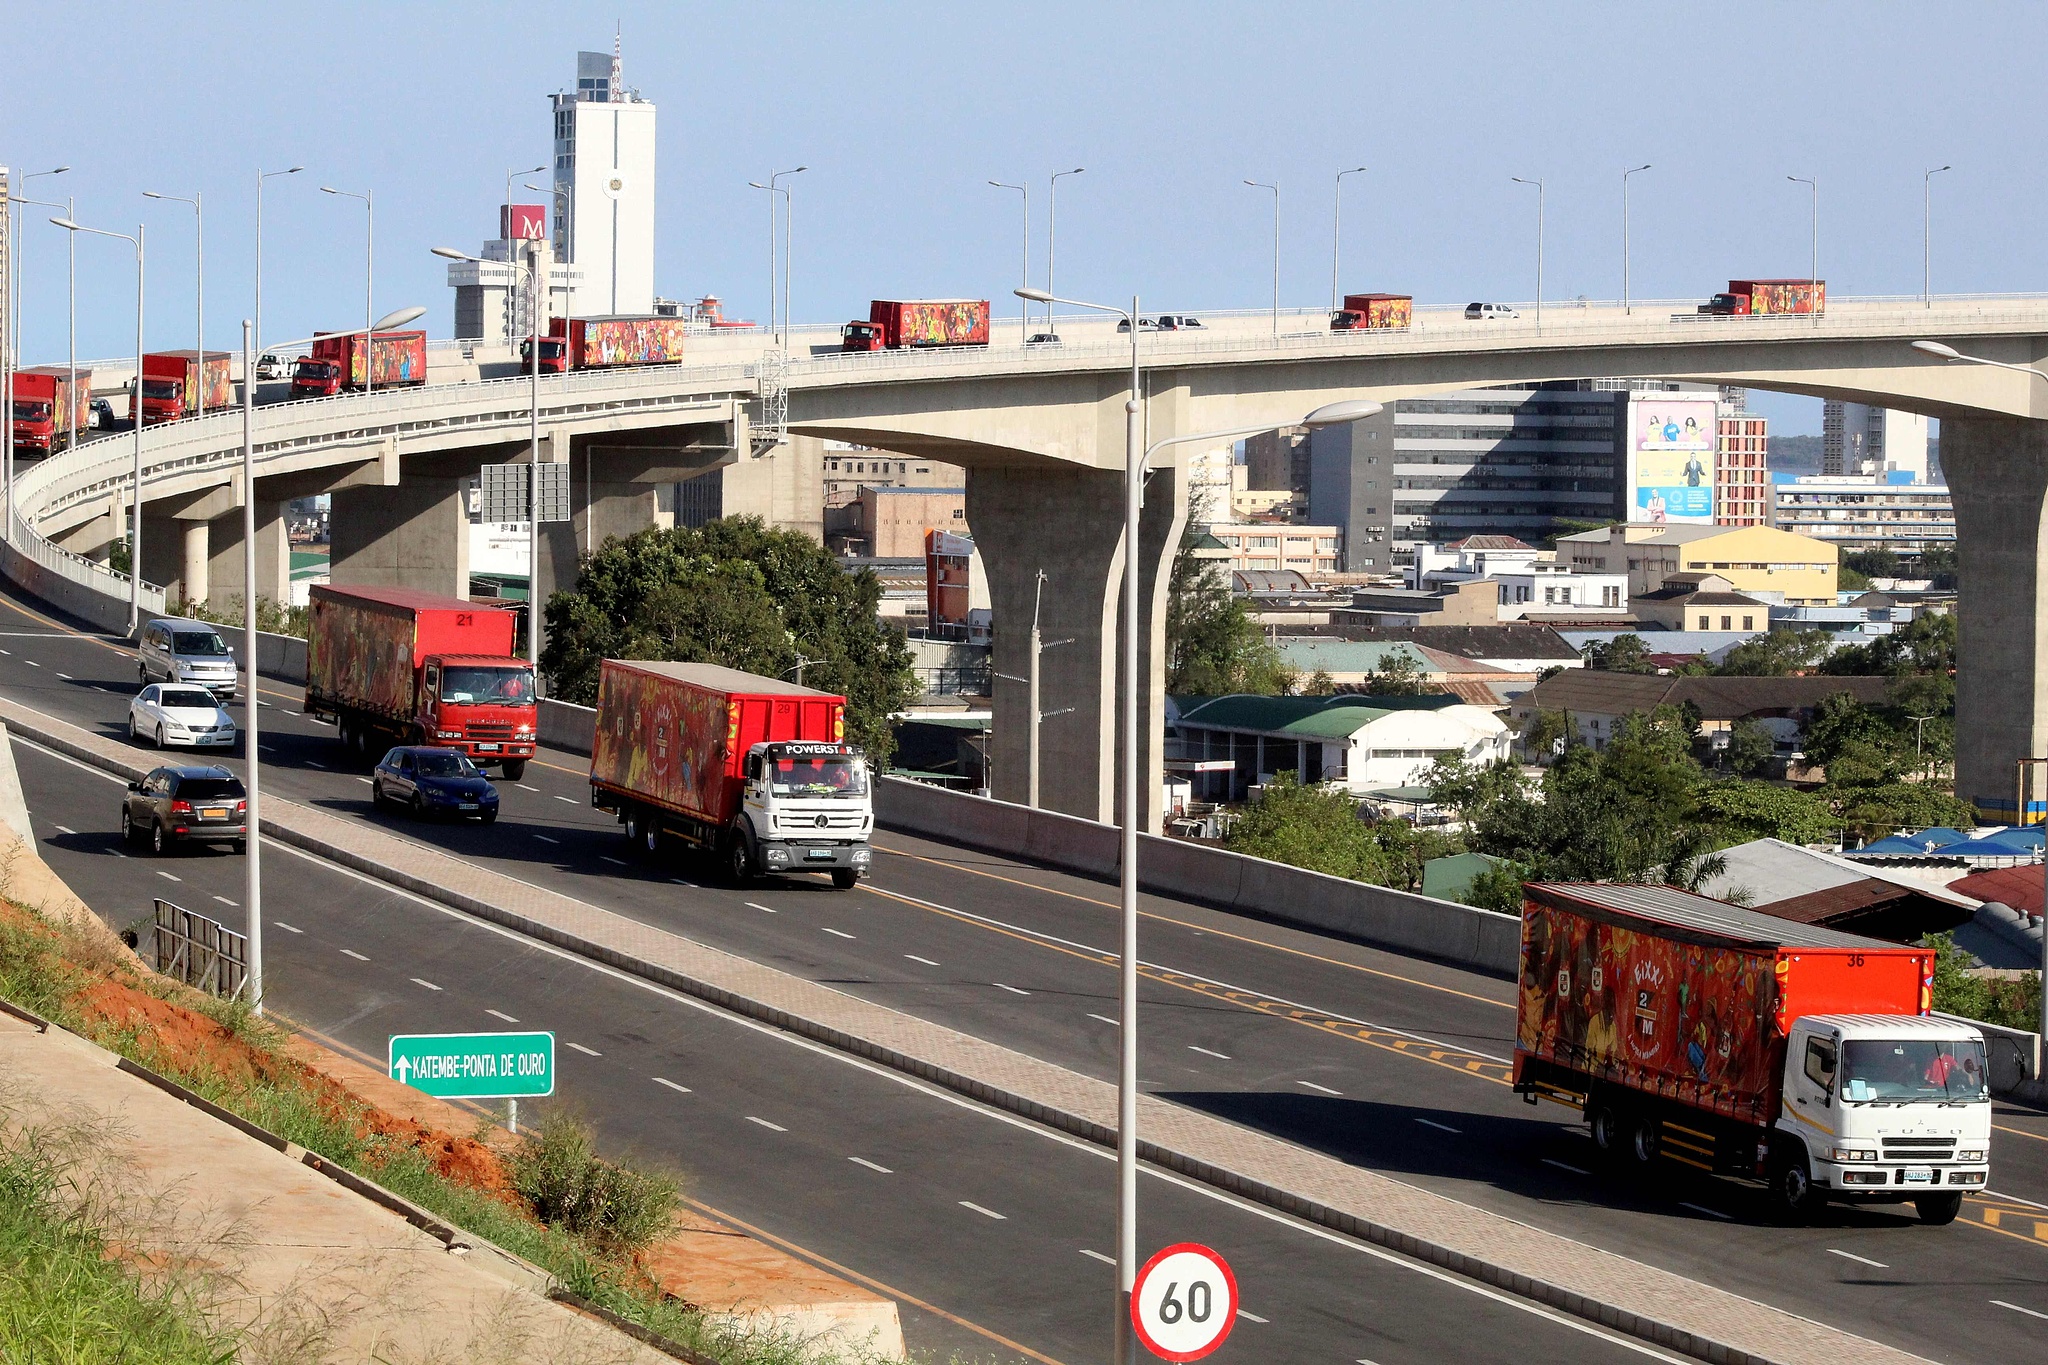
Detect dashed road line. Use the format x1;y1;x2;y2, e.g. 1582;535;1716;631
959;1201;1006;1220
746;902;777;914
1080;1249;1114;1265
747;1116;787;1132
993;982;1031;996
54;671;70;679
1236;1310;1268;1323
553;795;578;804
601;856;629;866
1415;1118;1461;1134
1542;1158;1591;1176
1993;1299;2048;1321
1087;1013;1120;1026
821;926;856;939
306;760;325;769
1679;1202;1732;1221
567;1042;602;1056
273;921;303;934
517;784;539;792
411;978;442;991
904;954;940;966
1188;1045;1232;1060
848;1157;893;1174
534;834;560;845
155;870;180;882
652;1077;692;1094
52;824;74;834
1296;1080;1342;1095
340;949;368;961
1827;1249;1887;1269
212;895;237;907
486;1009;519;1023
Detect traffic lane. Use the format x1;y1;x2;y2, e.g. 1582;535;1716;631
11;749;1664;1365
19;740;2048;1364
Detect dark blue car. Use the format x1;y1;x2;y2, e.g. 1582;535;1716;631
372;746;500;823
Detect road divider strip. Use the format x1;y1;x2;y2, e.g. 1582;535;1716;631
0;693;1931;1365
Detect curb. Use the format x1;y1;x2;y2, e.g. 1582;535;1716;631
0;706;1904;1365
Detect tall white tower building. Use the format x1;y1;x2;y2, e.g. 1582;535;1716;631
1823;401;1930;481
552;41;656;317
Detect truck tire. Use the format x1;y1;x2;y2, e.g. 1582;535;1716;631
1915;1192;1963;1226
726;831;755;885
1771;1148;1823;1224
623;804;647;849
502;759;527;782
831;868;860;890
1587;1100;1623;1161
638;810;662;857
1628;1116;1660;1168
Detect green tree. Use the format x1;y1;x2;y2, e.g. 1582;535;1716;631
1461;859;1530;913
1922;931;2042;1031
1695;779;1837;845
1301;669;1337;696
1803;692;1904;773
1165;528;1294;695
1836;783;1976;840
1584;633;1657;673
1838;564;1872;592
1717;629;1835;676
1224;776;1389;881
541;518;917;765
1518;708;1572;762
1844;548;1901;581
1360;650;1428;696
1724;717;1777;776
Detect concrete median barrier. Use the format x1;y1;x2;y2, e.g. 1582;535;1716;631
539;698;597;757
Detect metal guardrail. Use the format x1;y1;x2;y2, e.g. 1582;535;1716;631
153;898;247;998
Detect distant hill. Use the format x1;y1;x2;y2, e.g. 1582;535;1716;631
1768;434;1823;471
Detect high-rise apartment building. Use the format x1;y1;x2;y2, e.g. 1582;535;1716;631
551;45;656;317
1716;412;1770;526
1822;401;1929;480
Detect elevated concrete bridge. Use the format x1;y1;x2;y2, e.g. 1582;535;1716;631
8;295;2048;826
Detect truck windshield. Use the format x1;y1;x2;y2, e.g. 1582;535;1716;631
141;380;181;399
13;402;51;421
172;631;229;656
439;666;534;704
1841;1038;1988;1103
769;756;868;798
296;362;339;379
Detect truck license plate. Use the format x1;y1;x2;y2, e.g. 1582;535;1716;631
1903;1166;1934;1184
805;848;836;860
476;743;500;752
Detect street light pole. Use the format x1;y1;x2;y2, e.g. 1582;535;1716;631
239;317;263;1012
144;191;203;416
988;181;1029;343
52;217;144;633
1923;165;1952;308
1622;164;1651;315
1047;168;1083;334
254;167;302;360
1244;180;1279;338
4;167;68;492
1511;176;1544;328
772;167;806;351
321;187;374;393
1788;175;1817;323
1332;166;1365;314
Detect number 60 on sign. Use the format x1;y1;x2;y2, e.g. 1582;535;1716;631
1130;1242;1238;1361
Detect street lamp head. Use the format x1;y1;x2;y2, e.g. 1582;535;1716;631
1911;340;1962;360
1628;163;1652;173
430;246;473;261
49;217;81;231
319;186;342;195
747;181;767;190
286;165;304;174
1302;398;1385;426
1014;287;1054;303
371;306;427;331
142;190;165;199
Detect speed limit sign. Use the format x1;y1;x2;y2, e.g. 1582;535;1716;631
1130;1242;1238;1361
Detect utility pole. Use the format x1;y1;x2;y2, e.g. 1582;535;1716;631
993;570;1072;808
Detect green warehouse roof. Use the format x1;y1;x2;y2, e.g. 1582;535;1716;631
1173;691;1459;738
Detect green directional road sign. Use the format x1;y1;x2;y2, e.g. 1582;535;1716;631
388;1031;555;1099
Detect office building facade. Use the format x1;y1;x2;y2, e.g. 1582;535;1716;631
1716;412;1770;527
551;46;657;317
1770;474;1956;554
1822;401;1929;480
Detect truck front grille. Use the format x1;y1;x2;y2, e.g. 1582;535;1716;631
467;723;515;740
1881;1138;1956;1158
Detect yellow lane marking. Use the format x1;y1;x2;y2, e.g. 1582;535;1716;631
858;882;1513;1087
1965;1195;2048;1247
873;839;1514;1011
1995;1122;2048;1143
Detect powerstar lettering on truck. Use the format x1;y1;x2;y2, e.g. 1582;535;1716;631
587;659;873;889
304;585;536;778
1513;882;1989;1224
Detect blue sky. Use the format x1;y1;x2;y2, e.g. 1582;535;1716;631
5;2;2040;433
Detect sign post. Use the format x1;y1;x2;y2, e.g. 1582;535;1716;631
389;1031;555;1133
1130;1243;1238;1362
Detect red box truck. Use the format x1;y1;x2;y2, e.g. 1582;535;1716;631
588;659;873;888
1699;280;1826;315
139;351;232;424
304;584;536;778
841;300;991;352
1513;882;1990;1223
1330;293;1413;331
8;367;91;454
290;330;429;398
521;315;690;374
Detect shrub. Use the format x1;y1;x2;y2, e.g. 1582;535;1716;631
511;1107;682;1254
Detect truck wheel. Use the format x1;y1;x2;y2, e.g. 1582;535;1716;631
639;811;662;856
623;805;645;848
1628;1116;1660;1167
726;833;755;885
1915;1192;1963;1226
1587;1101;1622;1160
502;760;527;781
1771;1150;1823;1224
831;869;860;890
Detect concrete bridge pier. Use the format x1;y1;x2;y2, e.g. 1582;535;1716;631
1944;415;2048;820
532;430;740;611
140;482;240;608
967;458;1186;829
329;457;473;599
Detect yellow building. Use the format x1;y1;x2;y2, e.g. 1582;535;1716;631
1556;523;1837;606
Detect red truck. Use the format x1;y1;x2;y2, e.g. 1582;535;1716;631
290;330;429;398
588;659;873;888
841;299;991;352
1330;293;1413;331
139;351;232;424
304;584;537;779
520;315;690;374
1513;882;1990;1223
1699;279;1826;315
8;367;91;455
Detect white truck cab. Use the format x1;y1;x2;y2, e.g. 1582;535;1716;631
1775;1014;1991;1224
737;740;874;888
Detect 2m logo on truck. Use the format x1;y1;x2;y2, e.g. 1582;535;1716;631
1627;958;1668;1063
650;701;675;779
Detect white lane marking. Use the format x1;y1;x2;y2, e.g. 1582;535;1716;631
1542;1158;1591;1176
746;1116;787;1132
1296;1080;1342;1095
0;649;9;654
212;895;238;907
821;926;856;939
1080;1249;1115;1265
53;824;75;835
1236;1310;1268;1323
55;672;70;679
533;834;560;845
155;870;181;882
260;745;278;753
671;877;699;887
355;777;373;785
257;700;272;708
111;851;128;858
848;1156;892;1174
1415;1118;1461;1134
959;1201;1006;1220
1679;1202;1732;1221
486;1009;519;1023
652;1077;692;1094
553;795;578;804
745;902;777;914
601;856;629;866
517;784;539;792
236;830;1692;1365
1986;1186;2048;1211
1827;1248;1888;1269
993;982;1031;996
567;1042;601;1056
23;659;38;667
411;978;442;992
340;949;368;961
1188;1045;1232;1060
306;760;326;769
283;710;300;717
1993;1299;2048;1321
1088;1013;1120;1026
273;921;303;934
904;954;941;966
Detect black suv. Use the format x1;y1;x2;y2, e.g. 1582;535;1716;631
121;765;248;855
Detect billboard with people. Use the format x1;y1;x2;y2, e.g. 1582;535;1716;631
1627;396;1717;523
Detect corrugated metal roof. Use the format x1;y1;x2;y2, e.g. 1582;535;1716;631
1525;882;1895;950
1521;671;1890;719
1275;639;1437;674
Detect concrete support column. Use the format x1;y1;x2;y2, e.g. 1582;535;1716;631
181;522;209;608
140;511;195;607
329;476;470;598
536;480;660;613
1943;415;2048;820
968;459;1185;829
206;500;291;608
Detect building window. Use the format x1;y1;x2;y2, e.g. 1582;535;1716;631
1721;616;1732;630
1698;615;1711;629
1742;615;1754;629
1602;585;1620;607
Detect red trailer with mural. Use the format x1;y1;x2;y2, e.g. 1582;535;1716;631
841;299;991;352
290;330;428;398
520;315;690;374
304;584;536;778
1699;279;1826;316
587;659;873;888
139;351;233;424
8;367;92;454
1329;293;1413;331
1513;882;1990;1222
